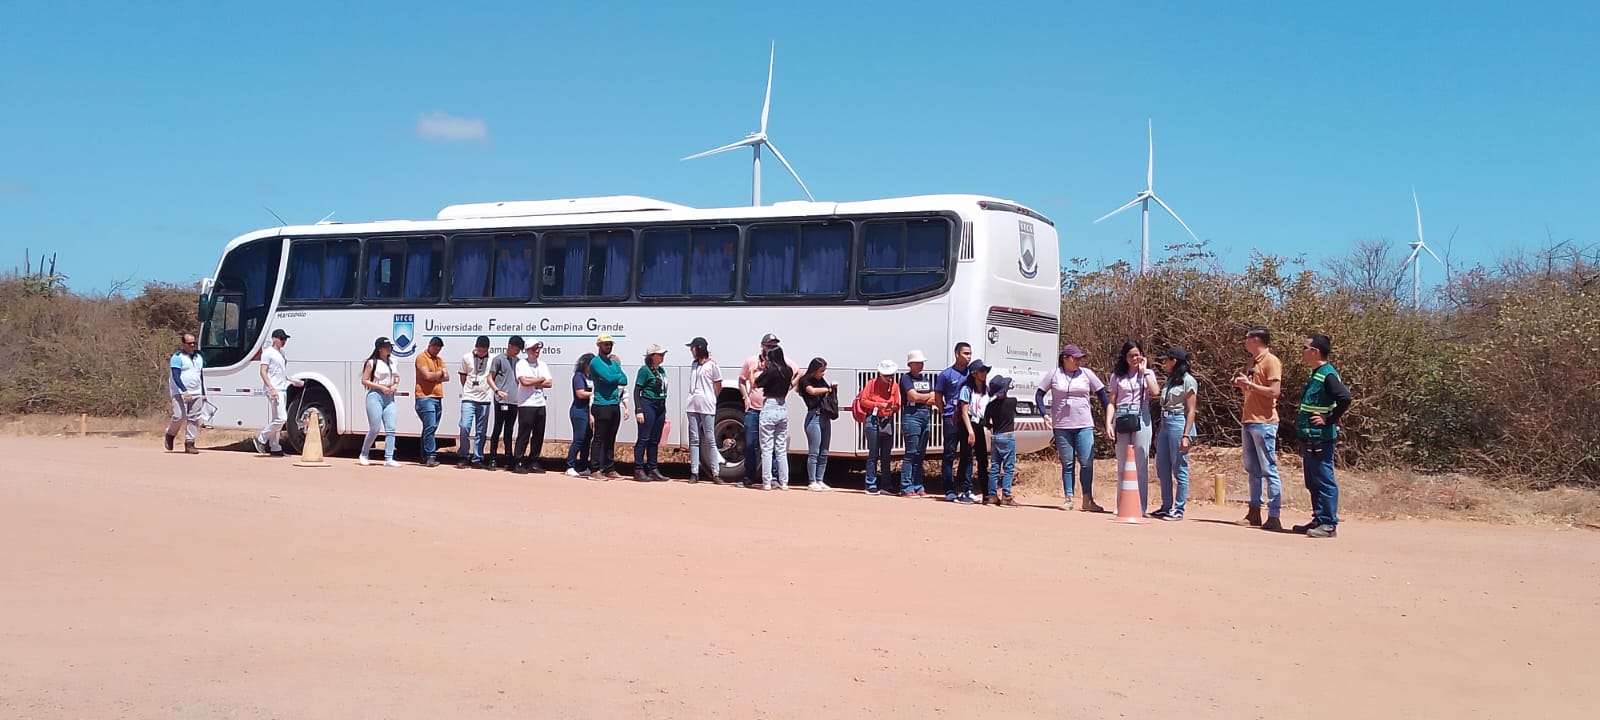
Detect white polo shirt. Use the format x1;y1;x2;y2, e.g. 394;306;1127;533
516;357;553;408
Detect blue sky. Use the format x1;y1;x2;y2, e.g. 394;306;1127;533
2;1;1595;292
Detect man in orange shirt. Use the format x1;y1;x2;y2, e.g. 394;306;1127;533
1232;326;1283;530
414;336;449;467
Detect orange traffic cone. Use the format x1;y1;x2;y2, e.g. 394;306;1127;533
1112;451;1143;524
293;408;332;468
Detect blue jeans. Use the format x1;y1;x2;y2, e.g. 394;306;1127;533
759;399;789;486
1053;427;1095;500
459;401;489;462
1242;423;1282;516
1303;441;1339;527
744;408;763;483
987;432;1016;498
865;414;892;491
415;397;441;458
566;405;591;471
1155;413;1192;516
686;412;717;477
941;415;975;498
635;397;665;471
900;407;931;493
804;408;830;484
362;390;397;461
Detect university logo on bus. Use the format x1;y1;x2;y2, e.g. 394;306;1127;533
1018;220;1039;279
391;314;417;358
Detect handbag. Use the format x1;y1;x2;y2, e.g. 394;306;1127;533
819;386;840;420
1113;372;1146;434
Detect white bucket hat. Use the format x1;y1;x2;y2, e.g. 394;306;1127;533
877;359;899;376
905;349;927;363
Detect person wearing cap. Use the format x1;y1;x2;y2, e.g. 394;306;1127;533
633;344;670;481
983;373;1019;506
1153;347;1198;520
359;337;401;467
486;337;524;471
859;360;902;495
587;333;630;480
899;349;935;497
739;333;783;486
512;340;554;474
457;335;494;469
1233;326;1284;530
951;359;992;505
684;337;723;484
1295;333;1352;539
165;332;206;455
414;336;449;467
936;342;977;502
253;328;303;457
1036;344;1109;512
565;353;596;477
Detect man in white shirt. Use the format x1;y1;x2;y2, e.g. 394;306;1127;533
457;335;494;469
166;332;207;454
254;329;304;457
685;336;724;483
512;340;555;474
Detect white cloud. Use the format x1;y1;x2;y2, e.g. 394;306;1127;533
415;111;489;142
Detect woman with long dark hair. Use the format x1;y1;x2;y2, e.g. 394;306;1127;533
566;353;595;477
1154;347;1198;520
1103;340;1160;515
359;337;401;467
1035;344;1109;512
799;357;836;491
956;359;991;504
754;345;795;490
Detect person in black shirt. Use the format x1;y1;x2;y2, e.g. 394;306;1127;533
798;357;837;492
984;374;1019;507
754;346;796;490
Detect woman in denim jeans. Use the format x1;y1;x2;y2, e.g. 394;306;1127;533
566;353;594;476
1153;347;1198;520
859;360;901;494
359;337;400;467
753;345;796;490
1035;344;1109;512
1104;340;1159;515
798;357;836;491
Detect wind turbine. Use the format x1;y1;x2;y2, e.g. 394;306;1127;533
1093;119;1200;273
1404;187;1447;310
682;42;814;206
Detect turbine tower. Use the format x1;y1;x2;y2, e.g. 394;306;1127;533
1405;187;1448;310
682;42;813;206
1094;119;1200;273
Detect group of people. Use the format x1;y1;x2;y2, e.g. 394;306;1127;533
164;323;1352;538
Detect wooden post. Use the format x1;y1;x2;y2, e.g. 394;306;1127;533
79;413;88;438
1214;474;1226;505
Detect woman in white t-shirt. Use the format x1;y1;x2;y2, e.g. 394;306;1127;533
359;337;401;467
1104;340;1160;515
1153;346;1199;521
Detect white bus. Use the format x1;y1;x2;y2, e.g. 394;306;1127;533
197;194;1060;479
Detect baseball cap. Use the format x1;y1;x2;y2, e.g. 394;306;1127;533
1158;346;1189;362
271;329;291;341
1060;344;1086;358
967;359;990;375
596;333;615;344
374;336;394;349
877;359;899;376
428;336;444;348
645;343;667;356
687;336;709;351
906;349;927;363
761;333;781;345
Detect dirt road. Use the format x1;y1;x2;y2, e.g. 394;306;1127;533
2;437;1595;719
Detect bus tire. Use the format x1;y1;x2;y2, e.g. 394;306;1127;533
715;404;747;482
285;385;344;457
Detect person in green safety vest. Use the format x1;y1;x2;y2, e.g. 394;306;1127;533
1295;333;1353;538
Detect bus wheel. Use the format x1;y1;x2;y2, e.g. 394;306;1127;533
714;405;747;482
285;386;341;457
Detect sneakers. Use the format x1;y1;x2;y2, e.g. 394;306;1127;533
359;456;371;466
485;458;498;471
458;458;472;469
383;459;402;468
1291;521;1321;534
1306;525;1338;539
164;434;175;451
513;464;530;475
1060;499;1074;511
945;493;959;502
865;487;881;496
808;482;833;492
565;468;580;477
1238;507;1264;527
1262;517;1284;532
954;494;977;505
424;456;440;468
269;450;287;458
761;482;774;491
529;465;547;474
1162;513;1184;521
252;437;266;455
776;481;790;491
1149;509;1169;519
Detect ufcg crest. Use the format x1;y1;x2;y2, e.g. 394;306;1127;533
391;314;416;358
1017;220;1038;279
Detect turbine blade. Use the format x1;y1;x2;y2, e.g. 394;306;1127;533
1404;245;1423;266
1420;243;1447;269
763;138;814;201
682;137;758;160
1093;197;1143;224
1150;195;1201;242
1412;186;1424;244
1147;118;1155;191
761;41;774;134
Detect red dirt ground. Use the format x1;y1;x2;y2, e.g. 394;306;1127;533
2;436;1596;719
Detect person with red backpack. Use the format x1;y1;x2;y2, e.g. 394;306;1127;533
855;360;901;495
